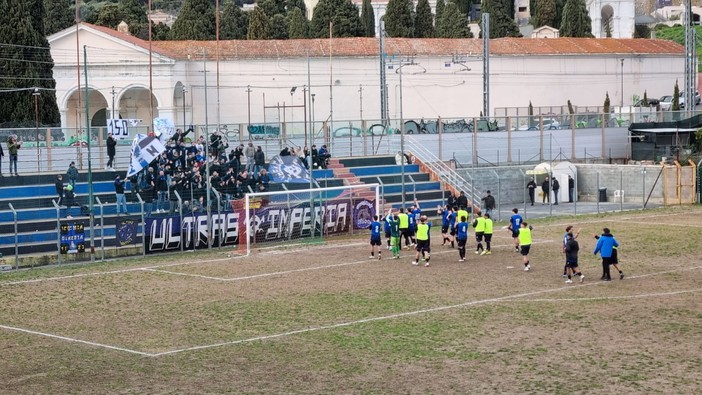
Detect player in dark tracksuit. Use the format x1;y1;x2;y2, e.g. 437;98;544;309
564;232;584;284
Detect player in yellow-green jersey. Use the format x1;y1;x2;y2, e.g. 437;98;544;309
518;221;534;271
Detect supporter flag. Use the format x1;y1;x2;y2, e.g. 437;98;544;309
268;155;311;183
126;134;166;178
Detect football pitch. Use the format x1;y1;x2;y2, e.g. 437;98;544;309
1;207;701;393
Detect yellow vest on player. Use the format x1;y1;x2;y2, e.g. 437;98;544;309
398;213;408;228
518;227;532;245
473;217;486;232
456;209;469;223
483;218;493;234
416;223;429;240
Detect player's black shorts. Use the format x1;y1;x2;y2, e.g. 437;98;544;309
384;230;391;238
611;249;619;264
408;227;416;236
520;244;531;256
449;228;456;236
475;232;484;242
370;237;381;246
602;257;612;265
511;230;520;238
484;233;493;243
457;239;467;248
416;239;430;252
441;225;449;234
566;259;578;268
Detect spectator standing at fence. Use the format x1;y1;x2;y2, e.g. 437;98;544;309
66;161;79;187
114;174;129;215
446;190;457;208
55;175;64;205
568;175;575;203
311;145;319;168
552;178;560;205
7;135;21;176
0;141;4;176
156;170;169;213
106;132;117;170
481;190;496;217
526;177;537;206
245;142;255;173
541;176;550;205
456;191;468;211
254;146;265;175
318;145;331;169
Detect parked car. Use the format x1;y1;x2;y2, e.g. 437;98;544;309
517;118;561;130
659;95;673;111
679;90;701;108
633;98;660;107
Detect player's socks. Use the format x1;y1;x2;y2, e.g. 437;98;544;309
451;241;455;248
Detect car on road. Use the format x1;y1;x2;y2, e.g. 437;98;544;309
679;90;701;109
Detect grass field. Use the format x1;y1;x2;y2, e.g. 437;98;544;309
1;206;702;394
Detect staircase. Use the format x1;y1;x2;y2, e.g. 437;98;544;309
327;158;377;200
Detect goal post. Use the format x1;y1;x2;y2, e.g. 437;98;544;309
244;183;380;255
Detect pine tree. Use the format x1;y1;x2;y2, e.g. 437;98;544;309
247;7;271;39
220;1;249;39
437;2;471;38
360;0;375;37
152;22;171;40
95;4;124;29
532;0;556;28
169;0;216;40
554;0;565;28
288;7;309;38
0;0;60;127
435;0;445;27
270;13;289;39
642;91;648;106
309;0;362;38
414;0;434;38
480;0;521;38
44;0;74;36
560;0;593;37
384;0;414;37
259;0;286;18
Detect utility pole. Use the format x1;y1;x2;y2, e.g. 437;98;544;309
202;49;212;249
482;13;490;118
379;20;389;125
246;85;252;127
684;0;696;117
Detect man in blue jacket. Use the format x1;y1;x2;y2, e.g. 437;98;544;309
594;228;623;281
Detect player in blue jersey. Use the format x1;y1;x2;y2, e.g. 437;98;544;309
369;215;383;260
448;207;457;248
455;215;469;262
438;205;454;247
383;213;391;250
407;204;417;247
508;208;523;253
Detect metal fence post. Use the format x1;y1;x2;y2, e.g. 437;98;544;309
52;199;61;266
596;172;601;214
95;197;105;261
8;203;18;269
620;170;624;212
174;191;184;253
137;193;146;257
642;167;647;208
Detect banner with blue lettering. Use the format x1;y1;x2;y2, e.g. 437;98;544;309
144;198;375;254
267;155;310;183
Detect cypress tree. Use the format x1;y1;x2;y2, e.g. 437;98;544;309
532;0;556;28
437;2;471;38
603;92;610;113
414;0;434;38
119;0;149;39
309;0;362;38
270;13;289;39
288;7;309;38
672;81;680;111
0;0;60;127
480;0;521;38
360;0;375;37
43;0;75;36
435;0;445;27
384;0;414;37
560;0;593;37
259;0;286;18
152;22;171;41
287;0;307;15
169;0;216;40
247;7;271;39
95;4;124;29
220;1;249;39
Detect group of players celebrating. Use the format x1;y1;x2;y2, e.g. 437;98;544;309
368;200;624;284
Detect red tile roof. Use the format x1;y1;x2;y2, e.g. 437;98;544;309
83;24;684;60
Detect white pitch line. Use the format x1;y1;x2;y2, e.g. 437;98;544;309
513;288;702;303
608;220;702;229
0;324;154;357
140;268;230;281
150;263;702;357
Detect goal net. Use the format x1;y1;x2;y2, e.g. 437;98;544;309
243;183;380;255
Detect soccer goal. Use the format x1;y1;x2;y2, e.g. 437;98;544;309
243;183;380;255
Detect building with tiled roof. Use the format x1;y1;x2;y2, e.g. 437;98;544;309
48;23;685;132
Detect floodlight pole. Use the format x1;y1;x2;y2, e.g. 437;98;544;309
83;46;95;262
203;49;212;249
